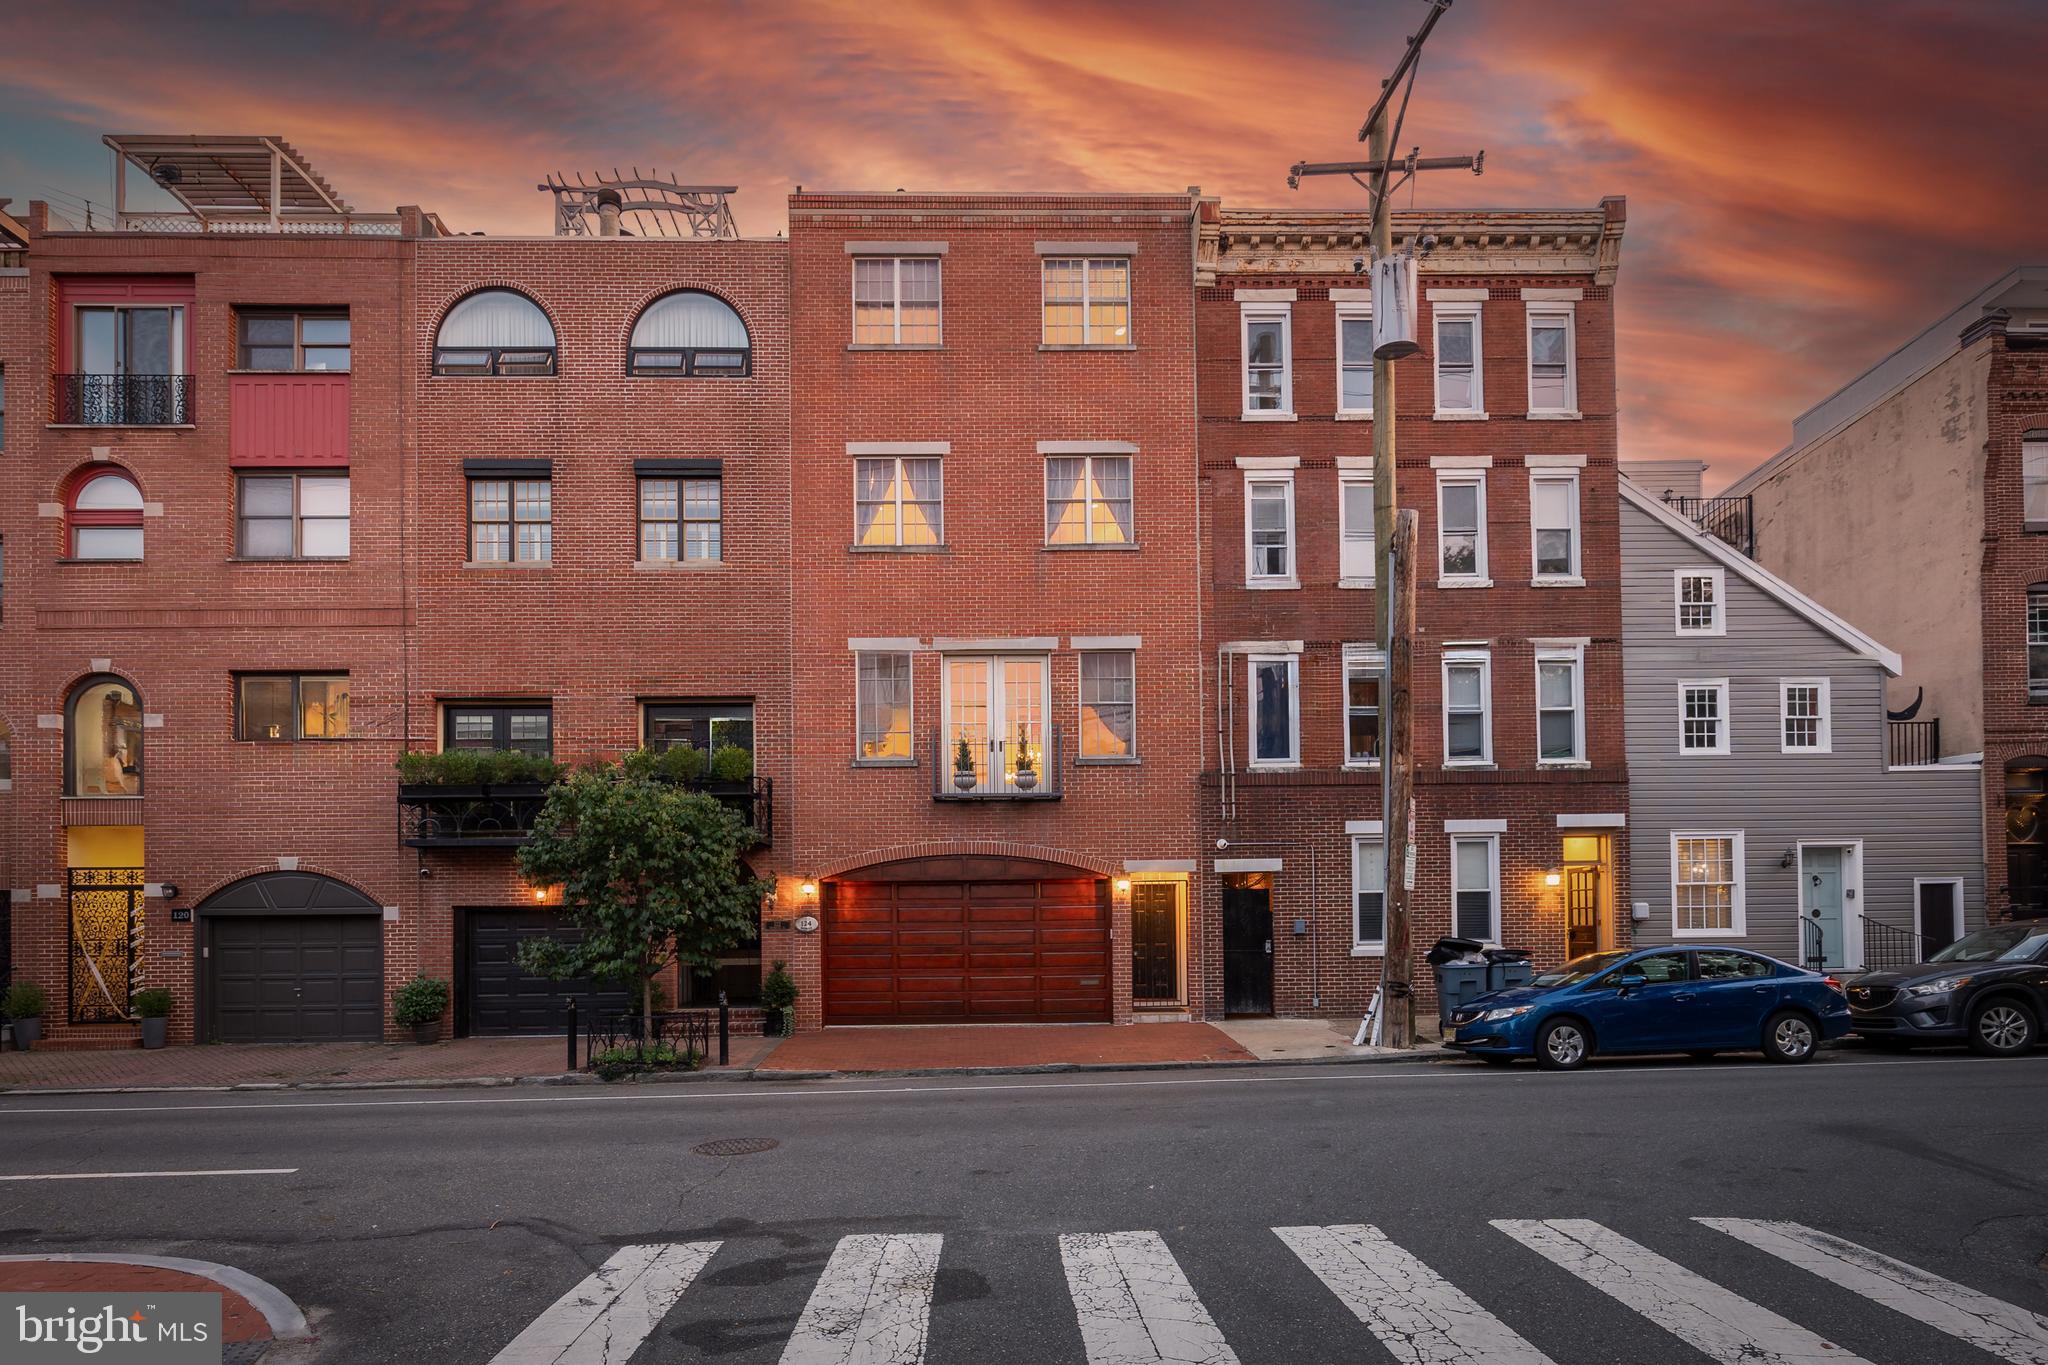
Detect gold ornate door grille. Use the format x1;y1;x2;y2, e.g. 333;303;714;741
69;867;143;1023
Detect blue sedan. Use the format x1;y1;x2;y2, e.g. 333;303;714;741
1443;945;1851;1070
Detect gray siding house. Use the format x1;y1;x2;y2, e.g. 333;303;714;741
1621;481;1984;970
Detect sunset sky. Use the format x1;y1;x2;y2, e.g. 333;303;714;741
4;0;2041;487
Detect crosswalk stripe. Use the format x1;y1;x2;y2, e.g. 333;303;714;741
488;1240;719;1365
1493;1219;1872;1365
780;1232;942;1365
1701;1218;2048;1364
1059;1230;1241;1365
1275;1224;1557;1364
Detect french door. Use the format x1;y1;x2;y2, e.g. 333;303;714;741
943;656;1048;793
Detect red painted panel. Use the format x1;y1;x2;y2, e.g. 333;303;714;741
230;373;351;466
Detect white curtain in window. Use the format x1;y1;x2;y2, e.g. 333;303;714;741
438;290;555;348
632;292;749;350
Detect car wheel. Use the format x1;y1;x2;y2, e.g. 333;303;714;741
1763;1010;1819;1064
1967;998;2037;1056
1536;1019;1589;1071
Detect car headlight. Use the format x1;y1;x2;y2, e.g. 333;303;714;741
1480;1005;1535;1022
1905;976;1973;996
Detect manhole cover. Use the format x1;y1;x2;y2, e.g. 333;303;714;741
692;1137;780;1157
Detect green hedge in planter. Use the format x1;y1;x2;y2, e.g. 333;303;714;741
396;749;565;787
131;988;174;1019
621;744;708;783
708;744;754;782
392;974;450;1027
2;981;47;1019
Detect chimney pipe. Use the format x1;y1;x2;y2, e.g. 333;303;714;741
595;188;623;237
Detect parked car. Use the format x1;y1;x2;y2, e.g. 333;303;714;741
1443;945;1850;1071
1846;921;2048;1055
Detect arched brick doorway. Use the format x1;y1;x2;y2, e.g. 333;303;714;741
197;871;383;1043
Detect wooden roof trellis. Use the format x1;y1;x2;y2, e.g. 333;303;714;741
103;134;351;223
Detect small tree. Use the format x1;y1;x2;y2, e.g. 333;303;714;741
516;762;771;1053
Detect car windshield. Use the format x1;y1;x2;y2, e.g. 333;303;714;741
1532;950;1631;987
1927;924;2048;963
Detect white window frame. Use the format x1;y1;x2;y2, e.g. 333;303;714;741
1534;645;1586;766
1529;471;1581;583
1352;835;1387;954
1432;300;1485;418
1246;653;1301;769
1240;304;1293;418
1450;833;1502;944
2023;436;2048;530
1335;301;1373;418
853;650;915;765
1040;257;1131;347
1436;471;1489;586
1679;678;1732;756
1675;568;1726;636
1672;830;1747;938
1338;472;1375;586
1779;677;1833;754
1343;648;1384;769
1442;648;1493;767
1244;472;1297;588
853;455;944;548
850;256;942;346
1525;305;1579;417
1043;453;1133;546
1077;649;1138;763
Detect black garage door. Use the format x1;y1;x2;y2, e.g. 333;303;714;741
206;915;384;1042
463;909;632;1036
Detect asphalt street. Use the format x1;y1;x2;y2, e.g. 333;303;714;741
2;1048;2046;1363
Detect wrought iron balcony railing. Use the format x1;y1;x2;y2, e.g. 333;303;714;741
932;726;1064;801
397;776;772;848
1887;718;1942;767
53;374;193;426
1663;493;1754;558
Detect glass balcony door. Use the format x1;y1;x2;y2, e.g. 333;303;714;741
944;656;1048;791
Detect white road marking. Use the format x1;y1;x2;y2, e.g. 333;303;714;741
1276;1223;1555;1364
1702;1218;2048;1364
488;1241;718;1365
0;1167;298;1181
1494;1218;1872;1365
1059;1230;1240;1365
780;1232;941;1365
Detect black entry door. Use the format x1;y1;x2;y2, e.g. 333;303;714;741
1221;877;1274;1016
1132;883;1178;1001
464;909;634;1036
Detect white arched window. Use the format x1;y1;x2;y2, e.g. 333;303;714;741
628;291;750;376
433;290;556;376
67;467;146;560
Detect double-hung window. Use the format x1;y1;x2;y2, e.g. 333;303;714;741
855;456;943;548
855;652;913;762
2030;588;2048;704
470;476;551;564
1248;654;1299;767
1353;837;1386;951
1443;650;1492;765
1530;473;1580;581
1780;679;1832;752
1339;474;1375;585
1046;455;1133;545
1437;472;1487;584
1535;646;1585;764
1433;301;1483;416
1041;258;1130;346
237;311;350;371
1675;569;1725;635
852;257;941;345
1079;651;1137;760
237;673;350;741
1674;833;1744;936
1336;303;1373;416
646;702;753;757
1680;679;1731;755
1241;306;1292;415
237;472;350;560
1245;475;1296;585
639;475;721;562
1526;307;1576;415
1344;650;1383;766
445;702;552;756
2024;434;2048;531
1451;834;1501;942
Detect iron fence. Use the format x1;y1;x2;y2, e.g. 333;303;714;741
1887;719;1942;767
932;725;1065;800
1663;494;1754;557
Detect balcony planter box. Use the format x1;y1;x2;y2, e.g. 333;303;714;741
396;782;552;848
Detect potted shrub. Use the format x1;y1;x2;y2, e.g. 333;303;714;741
708;744;753;784
131;988;174;1049
1013;723;1038;790
953;735;977;790
3;981;47;1051
761;960;799;1037
393;974;449;1044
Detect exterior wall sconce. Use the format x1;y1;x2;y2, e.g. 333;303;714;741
1114;878;1132;893
531;886;549;903
1543;871;1562;888
159;883;180;901
1780;849;1796;869
798;879;818;898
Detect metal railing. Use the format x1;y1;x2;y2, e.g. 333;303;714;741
1800;917;1826;972
578;1006;728;1070
1862;919;1935;972
397;775;772;847
106;211;404;236
1663;494;1754;557
53;374;193;425
1888;718;1942;767
932;726;1065;800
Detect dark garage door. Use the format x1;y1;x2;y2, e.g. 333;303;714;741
464;909;633;1036
206;915;383;1042
823;872;1110;1025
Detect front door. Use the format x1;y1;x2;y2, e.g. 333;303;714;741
1916;881;1960;956
1132;882;1179;1003
1221;875;1273;1016
1565;865;1600;960
1803;848;1845;969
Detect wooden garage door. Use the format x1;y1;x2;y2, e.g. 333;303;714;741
824;877;1110;1024
206;915;383;1042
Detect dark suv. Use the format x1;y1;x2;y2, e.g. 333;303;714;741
1846;922;2048;1055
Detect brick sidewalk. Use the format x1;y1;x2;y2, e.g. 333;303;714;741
758;1022;1256;1073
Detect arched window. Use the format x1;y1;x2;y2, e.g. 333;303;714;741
66;468;145;560
628;291;750;376
433;289;556;376
66;674;143;797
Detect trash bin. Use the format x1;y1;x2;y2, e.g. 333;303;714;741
1483;946;1534;992
1434;961;1492;1031
1425;936;1486;966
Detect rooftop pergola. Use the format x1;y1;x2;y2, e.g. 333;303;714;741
103;134;354;226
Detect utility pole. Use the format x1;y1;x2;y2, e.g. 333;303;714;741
1289;0;1481;1049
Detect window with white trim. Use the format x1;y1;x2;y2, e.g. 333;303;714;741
1046;455;1132;545
1042;258;1130;346
1443;651;1492;765
1336;304;1373;415
2025;435;2048;530
1344;652;1382;766
1245;475;1296;585
1526;308;1577;415
1674;832;1743;935
1242;307;1292;414
1680;679;1730;755
2030;587;2048;704
1452;834;1500;942
1780;679;1831;753
1676;569;1725;635
852;257;941;345
1248;654;1299;767
854;456;943;548
1078;650;1137;760
855;651;913;762
1437;472;1487;583
1353;837;1386;950
1530;473;1579;580
1339;474;1375;584
1536;647;1584;764
1433;302;1483;415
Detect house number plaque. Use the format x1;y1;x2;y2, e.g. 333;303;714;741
794;915;820;934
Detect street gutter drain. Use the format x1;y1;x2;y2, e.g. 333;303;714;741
692;1137;780;1158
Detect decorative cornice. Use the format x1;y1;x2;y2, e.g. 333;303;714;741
1198;201;1625;286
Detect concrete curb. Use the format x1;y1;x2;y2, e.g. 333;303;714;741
0;1253;311;1340
0;1067;763;1097
750;1048;1465;1081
